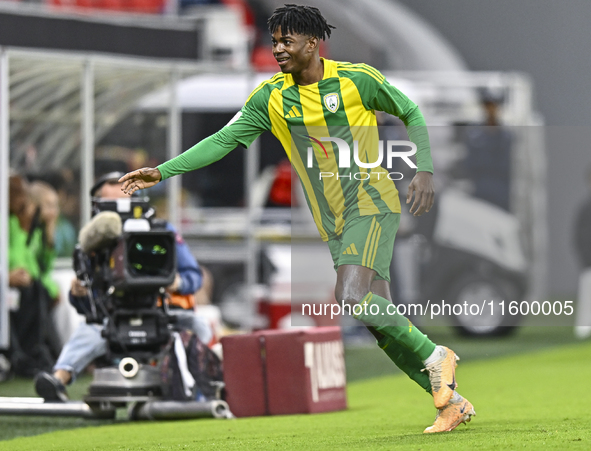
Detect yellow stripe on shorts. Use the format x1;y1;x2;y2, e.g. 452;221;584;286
369;224;382;269
365;220;381;269
362;217;377;267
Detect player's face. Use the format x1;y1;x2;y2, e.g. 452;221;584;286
272;28;315;74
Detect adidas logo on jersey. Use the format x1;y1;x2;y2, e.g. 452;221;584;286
342;243;359;255
285;105;301;118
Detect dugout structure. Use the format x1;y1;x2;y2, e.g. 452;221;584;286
0;47;245;349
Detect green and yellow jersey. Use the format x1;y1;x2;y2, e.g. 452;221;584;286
158;58;433;241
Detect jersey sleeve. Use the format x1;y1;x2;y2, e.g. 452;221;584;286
225;85;273;148
361;69;434;174
158;84;272;181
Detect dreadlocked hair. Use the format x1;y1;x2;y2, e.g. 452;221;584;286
268;4;335;40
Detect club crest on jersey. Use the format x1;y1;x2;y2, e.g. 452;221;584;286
323;93;340;113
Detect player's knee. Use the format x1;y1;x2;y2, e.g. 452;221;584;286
335;283;369;305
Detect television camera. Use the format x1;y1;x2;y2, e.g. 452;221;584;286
71;197;182;407
0;196;231;420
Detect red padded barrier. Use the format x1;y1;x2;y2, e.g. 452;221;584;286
220;333;267;417
221;327;347;417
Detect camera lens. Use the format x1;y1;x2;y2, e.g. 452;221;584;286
127;236;173;277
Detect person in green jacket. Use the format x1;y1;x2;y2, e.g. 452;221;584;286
9;178;59;300
8;175;60;376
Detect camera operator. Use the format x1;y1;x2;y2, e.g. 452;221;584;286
34;172;212;402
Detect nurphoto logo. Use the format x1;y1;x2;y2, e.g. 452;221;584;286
305;137;417;180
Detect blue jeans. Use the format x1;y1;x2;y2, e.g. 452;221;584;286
54;310;212;381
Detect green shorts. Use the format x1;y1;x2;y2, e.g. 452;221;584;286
327;213;400;282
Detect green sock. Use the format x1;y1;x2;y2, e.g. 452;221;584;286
353;292;436;361
377;335;432;394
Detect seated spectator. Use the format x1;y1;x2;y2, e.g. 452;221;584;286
34;171;78;258
28;182;61;300
8;175;58;377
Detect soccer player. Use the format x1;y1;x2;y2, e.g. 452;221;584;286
120;4;475;433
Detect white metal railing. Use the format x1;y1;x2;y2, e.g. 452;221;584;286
0;48;9;348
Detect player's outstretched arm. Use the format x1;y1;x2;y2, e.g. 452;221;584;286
119;167;162;195
406;171;435;217
117;86;269;196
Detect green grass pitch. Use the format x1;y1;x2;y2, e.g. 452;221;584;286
0;340;590;450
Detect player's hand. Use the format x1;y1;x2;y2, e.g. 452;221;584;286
70;278;88;297
119;167;162;195
8;268;31;288
406;171;435;216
